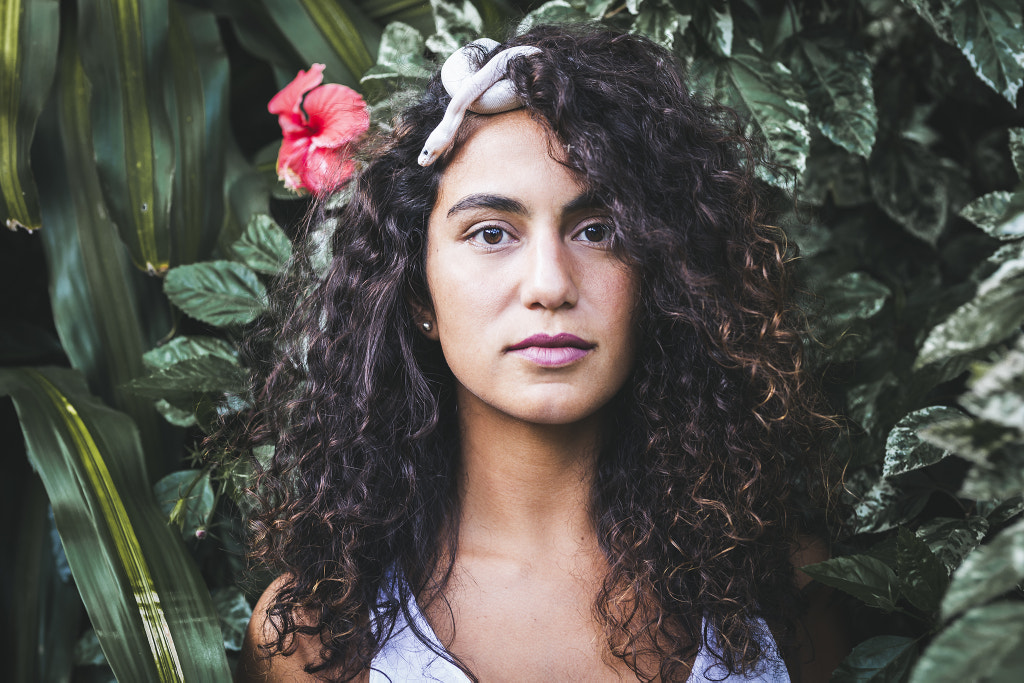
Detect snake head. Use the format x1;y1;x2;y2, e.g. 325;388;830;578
418;146;438;167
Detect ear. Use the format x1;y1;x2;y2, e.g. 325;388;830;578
407;298;439;341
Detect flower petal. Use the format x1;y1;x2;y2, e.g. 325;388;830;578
303;84;370;149
301;144;358;195
276;137;311;193
268;64;325;116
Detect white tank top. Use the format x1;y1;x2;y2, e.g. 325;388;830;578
368;579;790;682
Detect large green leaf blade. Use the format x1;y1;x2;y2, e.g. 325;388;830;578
261;0;381;87
942;517;1024;619
0;0;60;230
949;0;1024;106
34;4;169;461
164;260;268;327
700;52;811;187
76;0;175;274
831;635;917;683
910;602;1024;683
165;1;229;266
787;36;877;158
0;367;231;682
801;555;900;611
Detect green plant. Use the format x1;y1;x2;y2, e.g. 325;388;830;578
2;0;1023;680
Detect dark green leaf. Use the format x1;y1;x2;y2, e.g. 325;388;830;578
1010;127;1024;181
949;0;1024;106
910;602;1024;683
915;241;1024;368
801;555;899;611
164;260;268;327
582;0;615;18
848;475;930;535
787;37;877;158
211;587;253;651
76;0;175;274
0;367;231;681
143;336;239;372
426;0;482;58
229;214;293;275
796;136;872;206
517;1;587;35
915;516;989;573
941;517;1024;619
883;407;960;478
165;1;229;266
896;526;948;613
35;9;169;461
261;0;380;86
630;0;692;51
961;336;1024;430
0;0;60;231
154;399;197;428
697;52;811;187
693;1;732;57
154;470;215;539
831;635;917;683
127;355;247;397
869;138;961;246
360;21;431;86
959;190;1024;241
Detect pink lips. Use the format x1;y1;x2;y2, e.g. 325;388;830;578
506;333;595;367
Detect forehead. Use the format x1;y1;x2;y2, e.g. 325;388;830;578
432;110;584;212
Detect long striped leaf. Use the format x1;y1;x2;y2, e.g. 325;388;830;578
166;1;229;265
0;0;59;230
260;0;381;88
34;3;171;464
76;0;175;274
0;367;232;682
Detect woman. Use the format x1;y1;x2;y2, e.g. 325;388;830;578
236;24;845;682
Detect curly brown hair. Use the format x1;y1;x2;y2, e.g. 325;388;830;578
238;23;838;682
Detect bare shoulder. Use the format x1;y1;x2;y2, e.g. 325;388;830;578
235;575;370;683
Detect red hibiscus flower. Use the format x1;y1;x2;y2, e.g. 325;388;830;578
268;64;370;195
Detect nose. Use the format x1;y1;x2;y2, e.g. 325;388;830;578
520;232;578;310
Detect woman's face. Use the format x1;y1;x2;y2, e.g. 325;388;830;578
424;110;638;425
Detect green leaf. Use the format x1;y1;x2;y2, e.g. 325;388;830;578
960;190;1024;241
76;0;176;274
211;587;253;651
883;407;960;478
164;260;268;327
814;271;891;362
796;136;871;206
360;21;431;86
143;335;239;371
949;0;1024;106
631;0;693;51
517;0;588;35
35;8;169;461
128;355;247;397
0;0;60;231
693;1;732;57
915;241;1024;368
787;37;877;158
0;367;231;681
869;138;961;246
848;475;931;535
910;602;1024;683
961;336;1024;430
154;398;197;428
154;470;215;539
801;555;899;610
941;517;1024;619
919;412;1024;500
697;52;811;187
896;526;948;613
916;516;989;573
260;0;380;86
229;214;293;275
165;1;229;266
1010;127;1024;180
74;628;107;667
831;635;917;683
426;0;483;58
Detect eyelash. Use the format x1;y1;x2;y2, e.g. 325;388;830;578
467;221;614;248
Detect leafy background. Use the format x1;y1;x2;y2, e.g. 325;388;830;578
2;0;1023;680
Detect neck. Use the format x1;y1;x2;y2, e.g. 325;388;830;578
454;387;603;562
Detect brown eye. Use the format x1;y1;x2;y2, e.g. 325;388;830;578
480;227;505;245
578;223;612;243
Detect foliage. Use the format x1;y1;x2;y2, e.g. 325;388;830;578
1;0;1022;680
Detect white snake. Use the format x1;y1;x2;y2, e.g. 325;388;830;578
418;39;541;167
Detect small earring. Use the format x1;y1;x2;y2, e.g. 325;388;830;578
421;321;433;332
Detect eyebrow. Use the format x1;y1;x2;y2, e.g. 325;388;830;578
445;192;603;218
